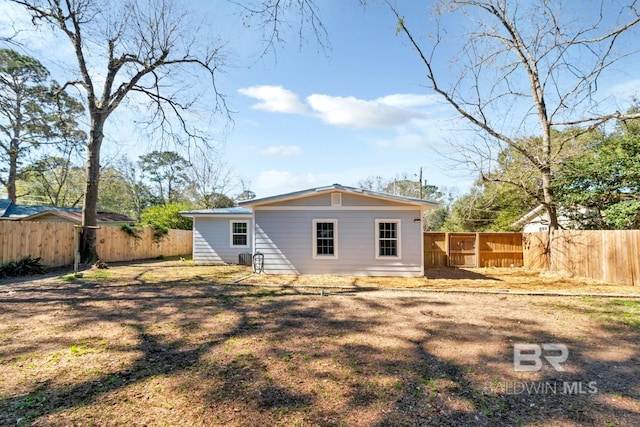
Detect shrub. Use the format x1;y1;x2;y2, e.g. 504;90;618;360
139;203;193;230
120;223;142;240
0;256;46;279
150;224;169;243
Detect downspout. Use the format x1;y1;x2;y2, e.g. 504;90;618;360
419;209;425;276
250;208;257;269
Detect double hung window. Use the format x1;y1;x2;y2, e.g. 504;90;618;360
376;219;401;258
313;219;338;258
230;221;249;247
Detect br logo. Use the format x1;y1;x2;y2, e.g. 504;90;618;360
513;343;569;372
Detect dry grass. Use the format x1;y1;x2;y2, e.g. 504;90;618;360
1;260;639;426
238;267;640;295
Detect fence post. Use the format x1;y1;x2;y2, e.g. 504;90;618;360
445;232;450;267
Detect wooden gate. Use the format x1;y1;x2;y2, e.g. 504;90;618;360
424;232;447;268
449;233;477;267
424;232;524;269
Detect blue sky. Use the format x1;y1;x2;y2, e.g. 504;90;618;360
2;0;640;200
213;1;467;198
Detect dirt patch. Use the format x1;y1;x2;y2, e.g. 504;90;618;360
0;260;639;426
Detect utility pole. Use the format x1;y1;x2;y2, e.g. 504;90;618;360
419;167;423;200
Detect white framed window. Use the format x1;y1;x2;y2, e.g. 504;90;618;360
230;220;249;247
375;219;401;259
312;219;338;259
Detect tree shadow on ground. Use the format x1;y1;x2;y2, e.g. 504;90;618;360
0;271;638;426
424;267;502;281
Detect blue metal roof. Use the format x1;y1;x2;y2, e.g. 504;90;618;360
0;199;11;217
0;199;81;219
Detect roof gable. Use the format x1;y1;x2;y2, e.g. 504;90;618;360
239;184;438;209
0;199;12;216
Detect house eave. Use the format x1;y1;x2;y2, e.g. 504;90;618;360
239;184;439;210
180;207;253;218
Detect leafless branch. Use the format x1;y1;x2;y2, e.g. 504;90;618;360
231;0;330;57
10;0;231;260
389;0;640;232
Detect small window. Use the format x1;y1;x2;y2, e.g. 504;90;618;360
376;219;401;259
313;219;338;259
230;221;249;247
331;193;342;206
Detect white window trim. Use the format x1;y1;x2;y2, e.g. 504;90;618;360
312;219;338;259
375;219;401;260
229;220;250;248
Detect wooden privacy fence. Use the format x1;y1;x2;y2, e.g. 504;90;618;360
96;227;192;263
424;232;523;268
523;230;640;286
0;221;192;268
0;221;75;267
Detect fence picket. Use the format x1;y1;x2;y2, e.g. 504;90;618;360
525;230;640;286
0;222;192;268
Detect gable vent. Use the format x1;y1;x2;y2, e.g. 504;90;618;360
331;193;342;207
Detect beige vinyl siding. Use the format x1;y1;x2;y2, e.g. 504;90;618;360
257;191;420;208
192;216;252;264
25;212;73;223
254;209;423;276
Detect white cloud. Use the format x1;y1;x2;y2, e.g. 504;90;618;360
602;78;640;102
377;93;439;108
306;94;427;129
238;85;308;114
238;85;434;129
259;145;301;157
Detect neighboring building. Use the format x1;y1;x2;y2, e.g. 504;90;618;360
512;204;575;232
0;199;134;225
0;199;12;218
182;184;438;277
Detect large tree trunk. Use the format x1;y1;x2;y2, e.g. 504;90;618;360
541;168;558;269
80;114;104;262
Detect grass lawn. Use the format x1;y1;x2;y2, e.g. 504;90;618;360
0;260;638;426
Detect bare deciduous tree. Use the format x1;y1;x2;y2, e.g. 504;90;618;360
186;147;234;209
388;0;640;237
23;141;85;207
12;0;229;261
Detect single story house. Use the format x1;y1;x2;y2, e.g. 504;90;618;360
182;184;438;277
180;207;253;265
0;199;134;225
